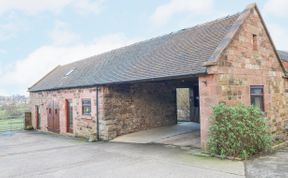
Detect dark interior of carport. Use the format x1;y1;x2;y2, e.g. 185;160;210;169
106;77;201;148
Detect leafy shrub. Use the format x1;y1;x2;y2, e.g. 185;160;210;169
208;103;272;159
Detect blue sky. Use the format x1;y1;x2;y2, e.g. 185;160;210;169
0;0;287;96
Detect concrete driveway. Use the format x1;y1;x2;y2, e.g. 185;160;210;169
112;122;201;148
245;146;288;178
0;131;245;178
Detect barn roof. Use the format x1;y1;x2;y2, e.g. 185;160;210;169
278;50;288;62
29;4;265;92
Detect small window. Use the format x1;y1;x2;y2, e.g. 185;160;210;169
250;85;264;111
253;34;257;50
82;99;91;115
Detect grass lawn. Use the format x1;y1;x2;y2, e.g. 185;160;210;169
0;104;27;132
0;109;6;118
0;118;24;132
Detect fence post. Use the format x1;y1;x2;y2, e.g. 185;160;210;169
24;112;33;130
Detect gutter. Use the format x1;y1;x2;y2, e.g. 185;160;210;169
96;86;100;140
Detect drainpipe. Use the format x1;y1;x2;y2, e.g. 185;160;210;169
96;86;100;140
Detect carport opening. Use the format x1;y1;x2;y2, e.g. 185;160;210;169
174;82;201;148
111;79;201;148
176;87;199;123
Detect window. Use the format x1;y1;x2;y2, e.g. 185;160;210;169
253;34;257;50
82;99;91;115
250;86;264;111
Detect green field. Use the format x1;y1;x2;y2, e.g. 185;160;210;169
0;109;6;118
0;118;24;132
0;104;27;132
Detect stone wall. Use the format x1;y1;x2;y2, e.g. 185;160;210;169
30;82;177;140
29;87;101;138
200;7;288;148
100;82;177;140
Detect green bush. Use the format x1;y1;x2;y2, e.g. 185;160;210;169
208;103;272;159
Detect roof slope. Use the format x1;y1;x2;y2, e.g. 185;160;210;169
29;13;241;92
278;50;288;61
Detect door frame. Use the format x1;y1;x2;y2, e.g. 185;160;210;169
47;101;60;133
35;105;40;129
190;83;200;123
65;99;73;133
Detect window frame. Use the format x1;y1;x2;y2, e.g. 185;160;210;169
82;98;92;116
250;85;264;112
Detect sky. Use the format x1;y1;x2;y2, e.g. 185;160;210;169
0;0;287;96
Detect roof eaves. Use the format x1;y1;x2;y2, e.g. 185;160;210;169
28;65;61;92
29;71;207;93
203;3;254;66
203;3;288;78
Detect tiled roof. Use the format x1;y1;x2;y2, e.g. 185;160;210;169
29;11;241;92
278;50;288;61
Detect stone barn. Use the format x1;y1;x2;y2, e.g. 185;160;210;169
29;4;288;149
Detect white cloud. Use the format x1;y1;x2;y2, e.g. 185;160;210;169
0;22;22;41
0;0;71;14
0;33;140;96
72;0;104;15
267;24;288;51
263;0;288;50
151;0;213;26
0;49;7;54
263;0;288;17
50;21;80;46
0;0;104;15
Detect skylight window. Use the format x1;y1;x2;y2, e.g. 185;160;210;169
65;68;75;77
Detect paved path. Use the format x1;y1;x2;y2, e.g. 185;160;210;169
0;131;245;178
245;146;288;178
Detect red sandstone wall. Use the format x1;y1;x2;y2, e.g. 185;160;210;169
199;8;288;148
30;87;101;138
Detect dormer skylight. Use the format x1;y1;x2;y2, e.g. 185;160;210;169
65;68;75;77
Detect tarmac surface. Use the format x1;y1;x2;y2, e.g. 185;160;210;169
0;131;245;178
245;146;288;178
